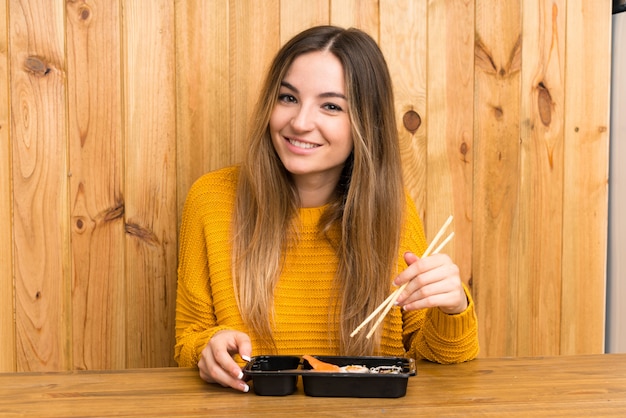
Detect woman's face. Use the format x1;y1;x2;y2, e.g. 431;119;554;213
270;51;353;192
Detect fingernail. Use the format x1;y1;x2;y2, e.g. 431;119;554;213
243;383;250;393
241;355;251;362
237;371;244;380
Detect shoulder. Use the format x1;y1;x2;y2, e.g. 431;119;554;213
191;165;239;191
183;165;240;213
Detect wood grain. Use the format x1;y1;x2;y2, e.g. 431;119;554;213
0;354;624;417
230;1;280;164
0;0;14;373
9;0;70;371
280;0;329;43
175;0;231;223
517;0;566;356
380;0;428;220
122;0;178;368
560;0;611;355
473;0;522;357
331;0;379;39
66;0;126;370
0;1;613;370
427;0;475;283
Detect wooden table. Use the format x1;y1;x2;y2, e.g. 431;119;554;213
1;354;625;417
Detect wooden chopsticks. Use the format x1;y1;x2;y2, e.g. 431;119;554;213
350;215;454;339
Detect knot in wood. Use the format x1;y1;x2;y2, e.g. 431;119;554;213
24;56;50;77
80;7;91;21
537;82;552;127
492;105;503;120
402;110;421;135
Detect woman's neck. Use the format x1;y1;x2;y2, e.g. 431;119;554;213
298;184;335;207
293;175;339;208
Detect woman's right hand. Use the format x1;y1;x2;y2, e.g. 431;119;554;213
198;329;252;392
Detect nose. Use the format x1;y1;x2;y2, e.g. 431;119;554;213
290;104;315;132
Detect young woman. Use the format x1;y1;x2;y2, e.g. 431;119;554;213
175;25;479;393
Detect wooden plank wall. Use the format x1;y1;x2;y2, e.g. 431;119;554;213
0;0;611;372
1;0;13;373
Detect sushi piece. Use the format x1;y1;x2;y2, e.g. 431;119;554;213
302;356;374;373
302;355;340;372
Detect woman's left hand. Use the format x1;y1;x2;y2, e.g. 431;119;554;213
393;252;468;315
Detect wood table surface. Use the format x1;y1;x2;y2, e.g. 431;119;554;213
1;354;625;417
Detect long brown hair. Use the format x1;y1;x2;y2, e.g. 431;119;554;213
232;26;405;355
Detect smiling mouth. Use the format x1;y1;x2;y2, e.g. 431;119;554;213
288;138;320;149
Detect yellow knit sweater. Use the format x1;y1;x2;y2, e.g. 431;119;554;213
175;166;479;367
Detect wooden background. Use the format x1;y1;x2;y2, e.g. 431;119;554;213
0;0;611;372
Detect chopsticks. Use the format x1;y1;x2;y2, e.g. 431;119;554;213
350;215;454;339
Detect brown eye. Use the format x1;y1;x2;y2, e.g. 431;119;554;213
323;103;343;112
278;94;297;103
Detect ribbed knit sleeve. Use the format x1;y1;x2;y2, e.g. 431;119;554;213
174;167;243;367
410;283;479;363
397;197;480;363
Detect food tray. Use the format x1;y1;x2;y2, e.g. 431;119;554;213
242;355;301;396
243;355;415;398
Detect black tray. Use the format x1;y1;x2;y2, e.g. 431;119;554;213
243;355;301;396
243;355;416;398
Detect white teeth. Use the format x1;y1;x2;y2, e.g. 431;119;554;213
288;138;318;149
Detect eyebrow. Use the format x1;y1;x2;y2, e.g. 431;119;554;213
280;81;347;100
